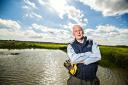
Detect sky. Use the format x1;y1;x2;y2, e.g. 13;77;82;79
0;0;128;45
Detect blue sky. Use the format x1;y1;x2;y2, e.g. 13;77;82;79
0;0;128;45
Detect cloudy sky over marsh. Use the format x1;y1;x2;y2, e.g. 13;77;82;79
0;0;128;45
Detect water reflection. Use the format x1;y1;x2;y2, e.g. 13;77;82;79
0;49;127;85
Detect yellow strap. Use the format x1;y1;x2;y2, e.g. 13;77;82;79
69;64;77;75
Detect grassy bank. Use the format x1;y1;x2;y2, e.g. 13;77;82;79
0;40;67;50
99;46;128;70
0;40;128;70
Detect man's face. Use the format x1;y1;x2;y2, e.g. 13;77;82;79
73;25;84;40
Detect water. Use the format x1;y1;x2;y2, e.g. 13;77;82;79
0;49;127;85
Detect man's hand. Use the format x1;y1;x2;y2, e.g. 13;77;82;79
64;60;77;75
64;60;71;70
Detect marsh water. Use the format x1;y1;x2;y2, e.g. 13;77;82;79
0;49;127;85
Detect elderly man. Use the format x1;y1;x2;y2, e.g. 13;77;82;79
67;25;101;85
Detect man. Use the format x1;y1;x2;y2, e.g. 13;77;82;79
67;25;101;85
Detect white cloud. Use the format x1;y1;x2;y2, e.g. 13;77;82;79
0;18;127;45
24;0;38;9
31;12;42;19
31;23;71;39
96;25;119;33
38;0;45;5
61;22;74;30
65;6;87;25
0;19;72;43
24;23;72;43
38;0;87;25
120;29;128;34
79;0;128;16
0;19;21;30
24;12;42;19
23;0;42;19
85;25;128;45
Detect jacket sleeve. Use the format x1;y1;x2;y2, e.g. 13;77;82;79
67;44;90;64
83;41;101;65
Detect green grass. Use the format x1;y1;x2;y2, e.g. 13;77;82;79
99;46;128;69
0;40;67;50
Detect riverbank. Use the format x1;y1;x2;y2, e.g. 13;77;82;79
99;46;128;70
0;40;67;50
0;40;128;70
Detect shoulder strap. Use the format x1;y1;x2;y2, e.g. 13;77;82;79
88;39;93;46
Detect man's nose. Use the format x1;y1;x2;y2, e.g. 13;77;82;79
78;31;80;34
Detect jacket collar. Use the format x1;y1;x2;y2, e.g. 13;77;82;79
74;36;87;45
